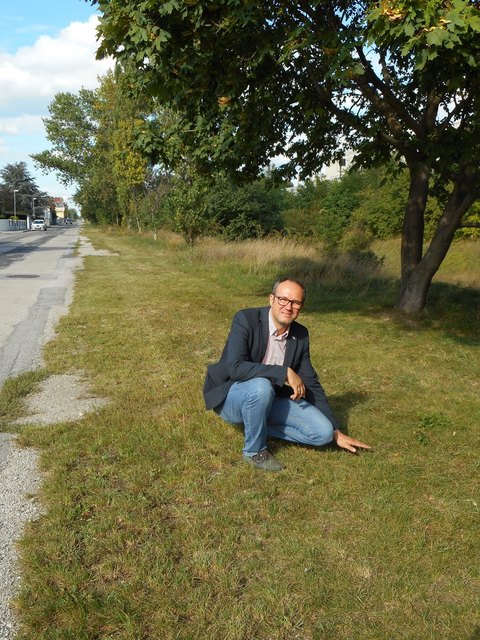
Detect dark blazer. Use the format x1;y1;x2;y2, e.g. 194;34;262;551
203;306;339;429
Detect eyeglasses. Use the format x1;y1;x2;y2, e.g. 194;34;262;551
273;295;304;310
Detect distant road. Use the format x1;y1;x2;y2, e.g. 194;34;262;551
0;225;81;387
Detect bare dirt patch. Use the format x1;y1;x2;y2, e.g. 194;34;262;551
15;373;108;425
77;236;119;258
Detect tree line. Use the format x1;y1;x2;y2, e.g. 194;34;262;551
33;0;480;313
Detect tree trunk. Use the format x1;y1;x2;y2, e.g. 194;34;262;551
396;177;477;314
396;261;433;314
400;160;430;287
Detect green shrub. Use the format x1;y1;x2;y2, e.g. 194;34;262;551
171;176;211;244
456;201;480;239
281;205;321;239
349;168;406;239
206;178;284;240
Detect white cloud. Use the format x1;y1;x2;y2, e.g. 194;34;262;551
0;14;113;202
0;16;112;113
0;114;43;135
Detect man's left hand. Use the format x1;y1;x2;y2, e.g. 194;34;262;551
333;430;372;454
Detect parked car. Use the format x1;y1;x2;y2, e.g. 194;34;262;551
65;218;73;224
31;219;47;231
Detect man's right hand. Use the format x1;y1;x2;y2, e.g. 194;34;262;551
286;367;305;400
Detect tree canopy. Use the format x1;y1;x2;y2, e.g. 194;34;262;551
93;0;480;177
93;0;480;312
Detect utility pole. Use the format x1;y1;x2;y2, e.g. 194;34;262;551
13;189;19;218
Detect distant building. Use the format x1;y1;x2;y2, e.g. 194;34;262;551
54;197;66;222
321;149;355;180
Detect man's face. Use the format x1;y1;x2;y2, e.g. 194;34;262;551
269;281;305;331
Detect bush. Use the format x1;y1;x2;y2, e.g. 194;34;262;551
205;178;284;241
281;205;321;240
339;221;374;253
456;201;480;239
349;168;406;239
170;177;211;245
282;171;381;246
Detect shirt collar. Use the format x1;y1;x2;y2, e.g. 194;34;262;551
268;310;289;339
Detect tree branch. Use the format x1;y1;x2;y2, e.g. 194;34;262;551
422;90;442;133
379;49;392;83
437;92;472;136
355;46;424;138
352;71;407;139
304;63;370;136
304;55;417;159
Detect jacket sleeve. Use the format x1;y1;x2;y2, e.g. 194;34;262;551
224;310;287;386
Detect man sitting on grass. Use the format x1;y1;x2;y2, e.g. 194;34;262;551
203;277;371;471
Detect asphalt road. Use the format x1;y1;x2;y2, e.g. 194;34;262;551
0;224;82;639
0;224;81;387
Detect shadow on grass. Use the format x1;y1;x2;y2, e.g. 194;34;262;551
469;627;480;640
255;255;479;345
328;390;369;434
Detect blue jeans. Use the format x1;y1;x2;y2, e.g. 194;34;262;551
215;378;335;456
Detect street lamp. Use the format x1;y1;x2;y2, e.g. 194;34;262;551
13;189;19;217
27;196;38;231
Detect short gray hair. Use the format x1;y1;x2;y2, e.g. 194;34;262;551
271;277;306;302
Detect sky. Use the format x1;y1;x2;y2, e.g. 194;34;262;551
0;0;114;210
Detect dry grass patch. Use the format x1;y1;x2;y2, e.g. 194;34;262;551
192;235;386;294
373;236;480;288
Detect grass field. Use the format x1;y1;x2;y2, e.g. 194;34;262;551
3;227;479;640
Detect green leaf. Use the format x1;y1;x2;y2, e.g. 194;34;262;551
404;22;415;37
426;27;449;46
161;0;179;15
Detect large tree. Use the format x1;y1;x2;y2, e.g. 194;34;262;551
31;89;104;219
0;162;48;216
32;70;155;225
93;0;480;313
32;89;98;188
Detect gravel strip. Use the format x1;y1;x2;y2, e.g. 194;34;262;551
0;375;108;640
0;435;41;640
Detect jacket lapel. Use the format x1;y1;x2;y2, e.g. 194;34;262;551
284;326;298;367
259;307;270;360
